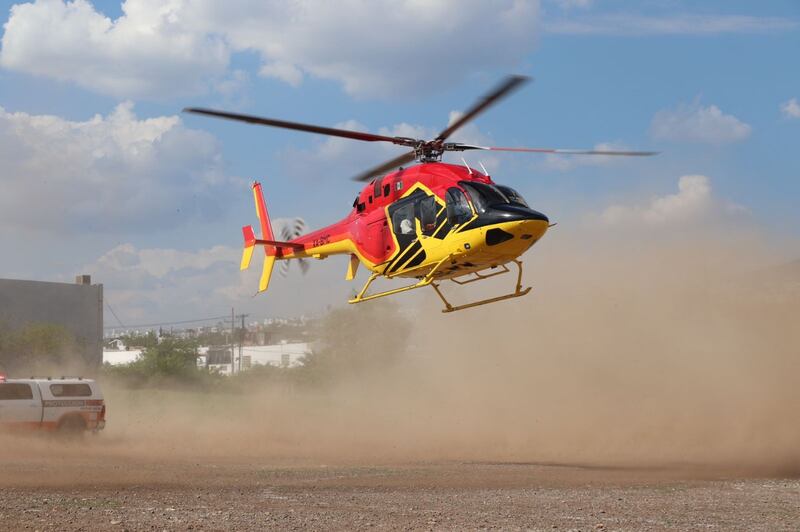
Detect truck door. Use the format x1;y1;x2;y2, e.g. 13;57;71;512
0;382;42;426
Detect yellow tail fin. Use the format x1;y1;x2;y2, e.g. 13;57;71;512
259;255;276;292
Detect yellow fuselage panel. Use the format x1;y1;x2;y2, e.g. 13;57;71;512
385;218;548;279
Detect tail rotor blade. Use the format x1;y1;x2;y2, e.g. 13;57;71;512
279;260;290;278
298;259;310;275
278;218;308;278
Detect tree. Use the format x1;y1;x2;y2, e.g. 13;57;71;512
135;337;200;378
0;322;84;375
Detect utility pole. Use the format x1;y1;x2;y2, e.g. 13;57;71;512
230;307;235;375
238;313;249;373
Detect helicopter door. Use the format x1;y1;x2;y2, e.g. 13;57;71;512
389;199;417;250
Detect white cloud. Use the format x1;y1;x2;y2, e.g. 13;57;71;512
650;101;751;144
0;102;232;233
1;0;540;100
600;175;746;226
0;0;229;99
545;14;797;36
85;234;349;324
204;0;539;98
85;242;240;324
781;98;800;119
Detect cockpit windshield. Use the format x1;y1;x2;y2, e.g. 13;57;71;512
496;185;529;208
460;182;510;213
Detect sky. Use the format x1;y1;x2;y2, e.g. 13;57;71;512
0;0;797;327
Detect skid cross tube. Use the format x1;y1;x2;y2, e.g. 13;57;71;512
450;263;510;285
431;259;531;313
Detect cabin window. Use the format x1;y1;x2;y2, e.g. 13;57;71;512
356;202;366;213
445;188;472;226
373;179;382;198
391;201;416;236
383;184;391;197
50;383;92;397
0;383;33;400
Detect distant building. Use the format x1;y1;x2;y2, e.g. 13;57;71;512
0;275;103;370
102;339;142;366
201;342;311;375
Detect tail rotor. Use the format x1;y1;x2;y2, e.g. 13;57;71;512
279;218;309;278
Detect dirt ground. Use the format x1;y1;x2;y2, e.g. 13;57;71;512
1;437;798;531
3;239;799;530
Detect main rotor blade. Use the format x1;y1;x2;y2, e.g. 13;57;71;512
454;144;659;156
352;150;418;182
183;107;406;145
435;75;530;142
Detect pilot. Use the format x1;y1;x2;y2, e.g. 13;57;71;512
400;218;414;235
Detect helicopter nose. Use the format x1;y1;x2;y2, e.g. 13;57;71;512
482;205;549;247
489;203;549;224
524;209;549;223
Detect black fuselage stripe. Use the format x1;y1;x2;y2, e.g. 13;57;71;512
388;241;422;274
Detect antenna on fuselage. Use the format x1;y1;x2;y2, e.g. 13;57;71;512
460;157;473;175
478;161;489;177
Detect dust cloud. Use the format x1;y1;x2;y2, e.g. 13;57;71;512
3;230;799;475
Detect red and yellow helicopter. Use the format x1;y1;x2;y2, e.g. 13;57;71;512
185;76;655;312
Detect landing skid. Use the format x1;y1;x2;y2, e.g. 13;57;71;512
431;259;531;313
348;254;453;305
348;258;532;313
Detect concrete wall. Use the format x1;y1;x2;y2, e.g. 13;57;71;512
0;277;103;369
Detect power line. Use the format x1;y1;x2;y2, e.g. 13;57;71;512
103;315;231;330
105;302;125;328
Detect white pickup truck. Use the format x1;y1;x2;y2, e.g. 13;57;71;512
0;375;106;433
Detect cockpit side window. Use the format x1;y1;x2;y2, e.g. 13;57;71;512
445;188;472;226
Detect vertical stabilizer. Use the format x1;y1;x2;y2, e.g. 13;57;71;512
250;181;276;293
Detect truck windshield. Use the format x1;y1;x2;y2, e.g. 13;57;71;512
460;182;510;213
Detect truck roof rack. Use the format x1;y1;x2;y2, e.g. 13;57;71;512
26;376;85;380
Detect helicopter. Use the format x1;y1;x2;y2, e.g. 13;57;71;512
185;76;656;313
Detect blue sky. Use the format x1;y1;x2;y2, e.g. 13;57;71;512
0;0;797;324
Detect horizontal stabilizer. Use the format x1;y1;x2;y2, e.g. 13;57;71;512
241;225;256;270
255;239;305;251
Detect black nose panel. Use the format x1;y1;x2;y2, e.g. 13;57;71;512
491;204;549;223
486;228;514;246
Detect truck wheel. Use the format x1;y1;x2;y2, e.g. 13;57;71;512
58;415;87;437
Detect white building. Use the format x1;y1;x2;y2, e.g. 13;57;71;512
103;341;310;374
202;342;311;375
